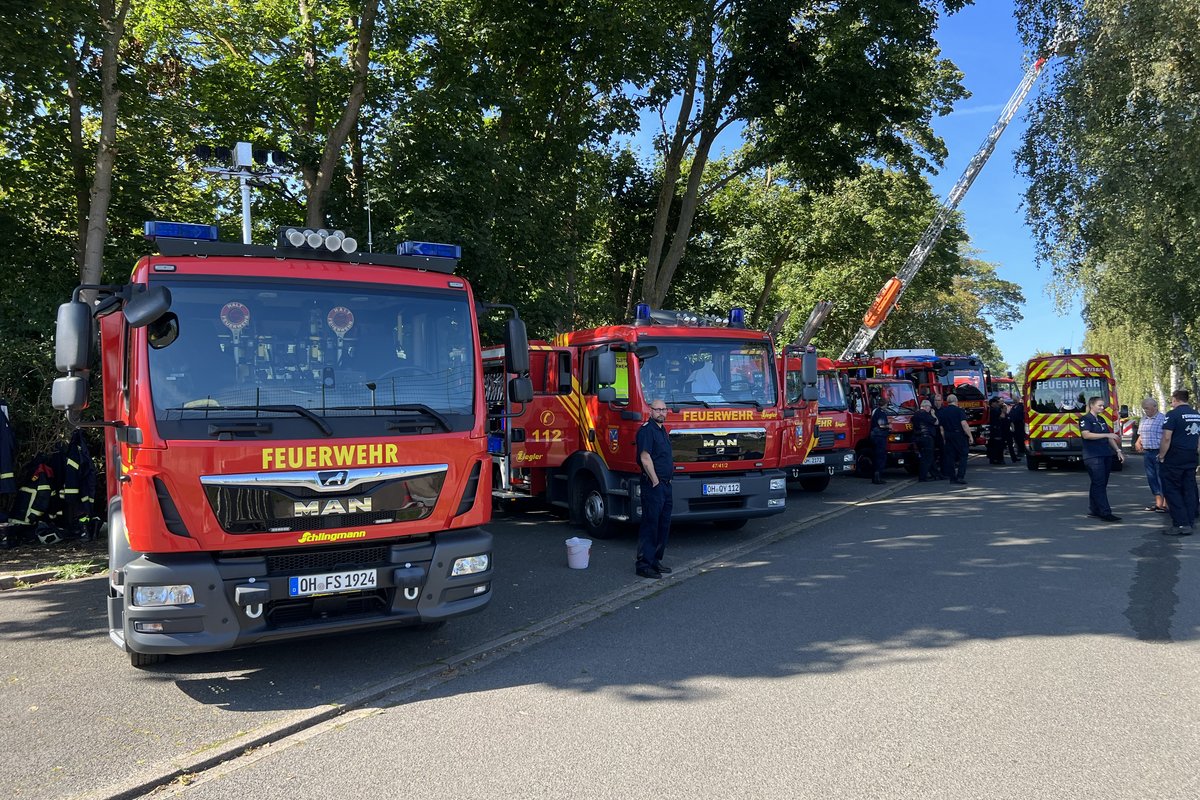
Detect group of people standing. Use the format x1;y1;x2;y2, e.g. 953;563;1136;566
985;397;1027;465
905;393;974;484
1131;391;1200;536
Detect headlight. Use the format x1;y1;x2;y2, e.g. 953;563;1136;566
132;584;195;607
770;478;787;490
451;554;490;576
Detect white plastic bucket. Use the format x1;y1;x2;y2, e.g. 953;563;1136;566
565;537;592;569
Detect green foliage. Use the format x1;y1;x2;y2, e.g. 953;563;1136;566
1017;0;1200;392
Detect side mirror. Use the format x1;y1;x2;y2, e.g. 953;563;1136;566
803;385;819;402
509;377;533;404
595;350;616;387
503;318;530;374
800;352;818;385
55;301;94;372
634;345;658;361
597;386;616;403
51;375;89;412
123;285;172;329
147;312;179;349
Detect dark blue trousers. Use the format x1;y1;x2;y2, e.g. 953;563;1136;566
946;436;968;480
916;436;934;480
1083;455;1113;516
871;434;888;477
637;480;672;569
1160;461;1199;529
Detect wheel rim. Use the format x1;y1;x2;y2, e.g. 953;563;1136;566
583;489;605;529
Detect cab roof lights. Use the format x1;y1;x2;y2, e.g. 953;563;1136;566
143;221;219;241
632;304;747;329
279;226;358;254
398;241;462;260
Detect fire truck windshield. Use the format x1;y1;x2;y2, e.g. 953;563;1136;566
147;278;475;434
789;369;846;410
637;338;777;408
1028;377;1109;415
869;381;919;414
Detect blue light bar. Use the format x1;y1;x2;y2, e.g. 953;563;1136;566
144;221;219;241
728;307;746;328
398;240;461;259
635;303;652;321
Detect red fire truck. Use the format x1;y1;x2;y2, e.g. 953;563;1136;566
484;305;814;537
986;370;1021;401
1022;352;1123;471
869;350;989;444
830;360;921;476
782;355;855;491
52;223;530;666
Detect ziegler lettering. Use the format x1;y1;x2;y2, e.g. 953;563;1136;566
296;530;367;544
293;498;372;516
516;451;544;462
262;443;401;471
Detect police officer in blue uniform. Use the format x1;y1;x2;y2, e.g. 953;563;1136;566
636;399;673;578
1158;389;1200;536
1079;396;1124;521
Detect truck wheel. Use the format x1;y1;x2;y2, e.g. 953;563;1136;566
855;448;874;479
573;475;615;540
1026;456;1040;471
713;518;748;531
130;651;166;668
798;475;830;492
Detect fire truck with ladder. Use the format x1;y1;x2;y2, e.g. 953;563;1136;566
1022;351;1124;471
51;222;531;667
830;360;921;476
483;304;819;537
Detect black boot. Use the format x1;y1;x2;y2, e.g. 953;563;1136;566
872;473;885;485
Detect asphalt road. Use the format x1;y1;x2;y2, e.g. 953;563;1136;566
4;456;1198;799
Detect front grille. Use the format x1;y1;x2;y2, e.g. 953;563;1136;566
253;510;411;534
266;590;390;627
689;497;745;512
817;430;837;448
265;545;391;575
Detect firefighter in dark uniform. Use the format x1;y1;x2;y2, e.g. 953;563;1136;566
987;396;1009;464
912;399;939;481
870;395;890;485
636;399;673;578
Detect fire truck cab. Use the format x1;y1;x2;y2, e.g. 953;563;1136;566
871;350;988;445
484;305;807;537
835;361;919;476
52;224;529;666
782;355;855;491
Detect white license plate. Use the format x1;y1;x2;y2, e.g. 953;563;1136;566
289;568;377;597
1041;441;1068;449
702;482;741;496
802;456;824;465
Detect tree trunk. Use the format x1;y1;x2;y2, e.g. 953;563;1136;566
80;0;131;294
751;253;786;329
305;2;379;228
649;128;718;306
66;50;89;271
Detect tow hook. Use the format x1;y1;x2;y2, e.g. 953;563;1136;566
392;565;426;602
235;584;270;619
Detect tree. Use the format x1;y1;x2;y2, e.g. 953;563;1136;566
638;0;972;308
1017;0;1200;394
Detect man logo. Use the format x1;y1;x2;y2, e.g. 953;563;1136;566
318;470;349;487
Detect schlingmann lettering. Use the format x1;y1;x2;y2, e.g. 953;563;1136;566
263;444;400;471
296;530;367;544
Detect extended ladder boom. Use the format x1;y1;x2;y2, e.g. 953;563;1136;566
839;34;1072;361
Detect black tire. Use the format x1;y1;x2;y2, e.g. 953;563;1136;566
713;518;748;531
855;447;874;479
572;474;615;539
130;650;166;668
1026;455;1040;471
798;474;831;492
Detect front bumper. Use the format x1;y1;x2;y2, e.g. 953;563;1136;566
786;449;856;480
635;470;788;523
111;529;493;657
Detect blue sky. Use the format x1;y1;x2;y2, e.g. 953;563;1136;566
926;2;1082;370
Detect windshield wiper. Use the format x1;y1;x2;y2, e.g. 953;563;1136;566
723;400;762;409
326;403;452;432
209;404;333;436
667;399;710;408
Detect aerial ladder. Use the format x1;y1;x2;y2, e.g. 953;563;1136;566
839;31;1076;360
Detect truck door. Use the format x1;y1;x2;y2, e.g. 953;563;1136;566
514;348;577;471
